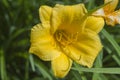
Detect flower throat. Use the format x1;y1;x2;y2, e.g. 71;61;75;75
54;30;79;46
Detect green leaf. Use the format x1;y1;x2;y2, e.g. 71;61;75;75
92;51;103;80
101;29;120;57
72;68;120;74
34;59;53;80
0;49;7;80
87;1;112;16
29;54;35;72
71;71;82;80
2;0;10;8
73;63;87;80
87;0;95;10
103;46;120;66
12;28;30;40
25;53;29;80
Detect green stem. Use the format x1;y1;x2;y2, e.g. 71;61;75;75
0;49;7;80
24;53;29;80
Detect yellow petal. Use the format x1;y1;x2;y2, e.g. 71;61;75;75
63;30;102;68
51;3;87;34
105;9;120;26
104;0;118;14
39;6;52;23
51;53;72;78
29;23;61;61
85;16;104;33
114;10;120;24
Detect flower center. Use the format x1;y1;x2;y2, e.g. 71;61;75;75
54;30;78;46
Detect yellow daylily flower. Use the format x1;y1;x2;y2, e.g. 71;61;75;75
93;0;120;26
29;3;104;78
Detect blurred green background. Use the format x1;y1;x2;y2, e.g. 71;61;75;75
0;0;120;80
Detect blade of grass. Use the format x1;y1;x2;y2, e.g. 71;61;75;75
2;0;10;8
24;53;29;80
99;74;109;80
110;75;120;80
11;28;30;40
87;1;111;16
101;29;120;57
94;51;103;67
0;49;7;80
92;51;104;80
103;46;120;66
87;0;95;10
73;63;87;80
29;54;35;71
72;68;120;74
71;71;82;80
34;59;53;80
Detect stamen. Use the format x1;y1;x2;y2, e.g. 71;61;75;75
60;31;71;41
73;32;79;42
57;32;62;42
54;30;79;46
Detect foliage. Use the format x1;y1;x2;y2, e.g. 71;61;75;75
0;0;120;80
